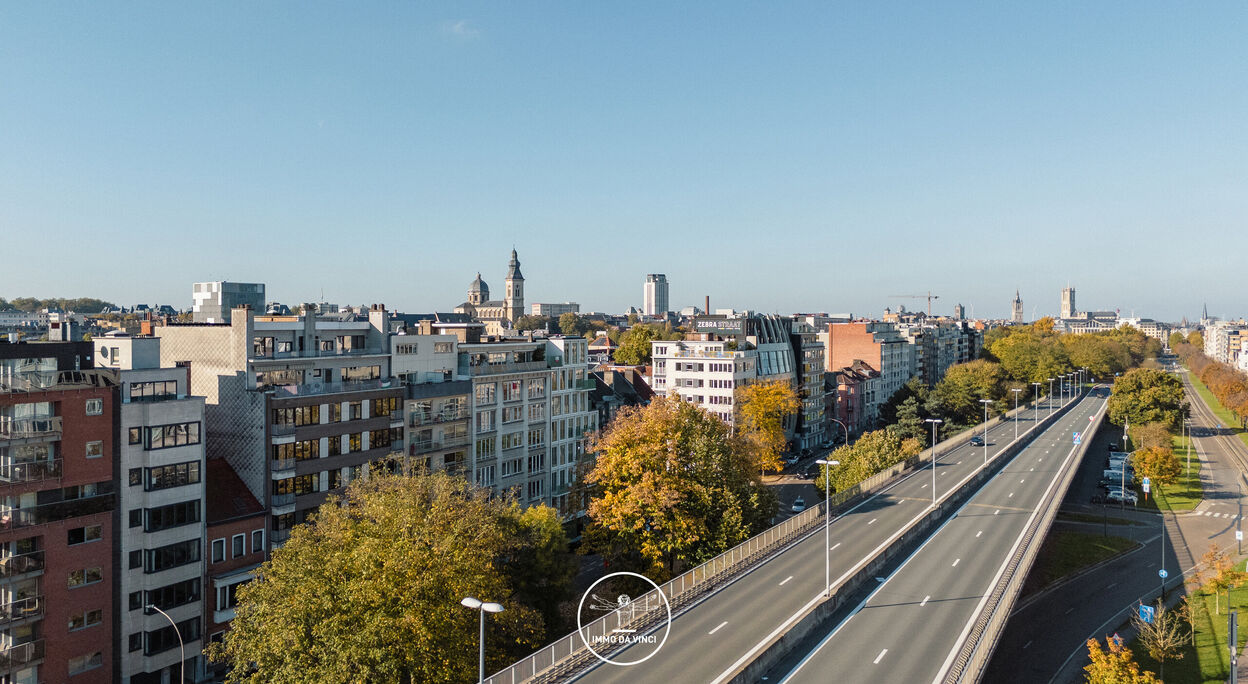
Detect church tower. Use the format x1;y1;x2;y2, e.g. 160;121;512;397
504;249;524;324
1011;290;1024;324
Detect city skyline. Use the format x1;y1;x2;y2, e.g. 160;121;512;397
3;3;1244;320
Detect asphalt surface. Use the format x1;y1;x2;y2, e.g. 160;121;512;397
984;360;1248;684
574;395;1072;684
770;389;1108;684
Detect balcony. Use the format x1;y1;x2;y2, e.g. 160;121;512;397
252;347;386;361
0;596;41;625
0;494;114;531
0;369;117;393
0;639;43;670
269;527;292;551
458;359;548;377
270;423;298;437
0;417;62;444
0;459;62;486
409;407;471;427
271;493;295;515
574;379;596;391
409;435;470;455
0;551;44;580
268;378;398;399
270;458;296;477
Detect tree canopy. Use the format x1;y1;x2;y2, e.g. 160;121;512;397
209;472;572;683
582;395;776;579
1083;635;1159;683
814;429;922;497
0;296;116;313
735;379;801;474
1107;368;1186;430
1177;342;1248;428
612;323;682;365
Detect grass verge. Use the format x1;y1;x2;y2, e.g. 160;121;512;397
1129;433;1202;513
1023;530;1138;595
1131;561;1248;684
1185;367;1248;452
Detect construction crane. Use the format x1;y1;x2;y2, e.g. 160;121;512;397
889;292;940;316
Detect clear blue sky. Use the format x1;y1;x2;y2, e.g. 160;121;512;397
2;3;1244;321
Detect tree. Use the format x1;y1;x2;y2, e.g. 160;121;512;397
928;359;1008;429
893;396;927;445
502;504;578;634
582;395;776;579
1130;601;1188;681
515;314;552;332
1192;542;1247;615
1108;369;1186;431
1083;635;1159;683
879;377;930;427
558;312;588;336
208;472;556;683
1187;330;1204;348
613;324;681;365
1169;331;1187;349
1128;423;1174;452
1131;446;1181;489
814;429;922;497
736;380;801;474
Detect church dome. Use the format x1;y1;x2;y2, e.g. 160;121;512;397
469;273;490;296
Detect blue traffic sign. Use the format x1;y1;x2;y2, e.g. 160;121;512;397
1139;605;1155;624
1159;568;1169;580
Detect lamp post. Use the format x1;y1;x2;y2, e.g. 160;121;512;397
925;419;942;506
145;604;184;684
462;597;505;683
1047;378;1055;418
1031;382;1041;423
1011;388;1023;441
979;399;992;464
1184;418;1192;479
815;459;840;597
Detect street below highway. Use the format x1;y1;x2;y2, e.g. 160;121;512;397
574;394;1076;684
769;389;1107;684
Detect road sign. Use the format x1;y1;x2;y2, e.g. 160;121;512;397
1237;530;1243;542
1143;481;1150;494
1139;605;1155;624
1159;568;1169;580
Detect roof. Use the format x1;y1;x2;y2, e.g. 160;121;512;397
206;458;264;524
469;272;489;293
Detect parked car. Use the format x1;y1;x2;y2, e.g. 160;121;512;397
791;497;807;513
784;453;801;466
1106;489;1138;506
970;436;985;447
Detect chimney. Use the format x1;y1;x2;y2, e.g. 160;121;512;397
705;295;710;315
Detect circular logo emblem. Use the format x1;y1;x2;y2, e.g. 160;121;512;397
576;571;672;666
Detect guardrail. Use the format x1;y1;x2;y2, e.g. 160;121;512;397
485;395;1067;683
943;389;1106;683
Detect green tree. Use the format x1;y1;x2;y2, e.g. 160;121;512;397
209;472;554;683
1129;601;1187;682
515;314;552;332
583;395;776;579
893;396;927;445
1083;635;1159;683
1168;331;1187;349
736;380;801;474
1188;330;1204;348
928;359;1008;428
814;429;922;497
503;504;578;633
878;377;930;426
1108;368;1186;430
558;312;588;336
1131;446;1181;489
1128;423;1174;452
613;324;681;365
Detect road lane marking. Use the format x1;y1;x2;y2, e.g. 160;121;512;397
873;649;888;664
1024;640;1033;649
1030;467;1035;472
921;595;930;606
1009;492;1015;498
920;483;928;488
1106;582;1117;589
1020;479;1025;483
868;518;877;525
831;542;841;551
709;621;728;635
952;558;960;567
994;509;1000;515
779;576;793;586
976;530;983;538
1065;607;1074;614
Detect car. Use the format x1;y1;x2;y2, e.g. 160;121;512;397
820;441;834;450
791;497;807;513
1106;489;1138;505
784;453;801;465
970;436;984;447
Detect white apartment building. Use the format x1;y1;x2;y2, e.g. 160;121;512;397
1204;320;1248;366
98;334;208;683
643;274;669;316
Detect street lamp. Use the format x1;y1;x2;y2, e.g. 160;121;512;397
815;459;840;597
979;399;993;464
1047;378;1055;418
1011;388;1023;440
1031;382;1041;423
145;604;184;684
462;596;505;683
924;419;942;505
1184;418;1192;478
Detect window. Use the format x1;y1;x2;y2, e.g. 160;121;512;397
501;432;524;450
348;433;362;452
146;460;201;491
85;399;103;415
145;501;200;532
528;378;546;398
145;618;200;656
217;579;252;612
68;566;103;589
145;421;201;450
212;539;226;563
476;465;495;486
67;524;102;546
434;341;453;353
273;474;319;497
147;578;201;610
68;608;103;631
501;459;523;478
129;380;178;402
129;427;142;444
129;633;143;652
528;480;544;499
129;509;143;528
232;534;245;558
252;529;264;553
395;343;418;355
68;651;103;675
85;440;103;459
145;539;200;573
129;591;143;611
372;396;397;417
349;402;362;420
272;405;320;427
327;402;342;423
476;437;496;459
476;411;495;433
527;451;544;472
128;467;142;486
503;381;522;402
475;382;496;405
272;439;319;462
328;435;342;455
502;406;523;423
528;428;544;447
528;403;545;421
129;550;142;569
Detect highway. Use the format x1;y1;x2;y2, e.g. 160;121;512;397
772;388;1108;684
574;395;1074;684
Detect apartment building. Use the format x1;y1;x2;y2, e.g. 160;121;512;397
156;305;405;553
821;321;913;410
652;313;798;438
201;459;264;683
1204;320;1248;366
643;275;669;316
789;320;826;451
96;335;207;683
0;341;117;684
191;283;264;324
530;303;580;318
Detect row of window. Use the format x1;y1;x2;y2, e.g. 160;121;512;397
394;341;454;355
128;421;202;450
211;530;264;562
127;539;200;574
127;460;201;492
129;380;178;402
128;617;200;656
129;500;200;533
130;578;201;612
